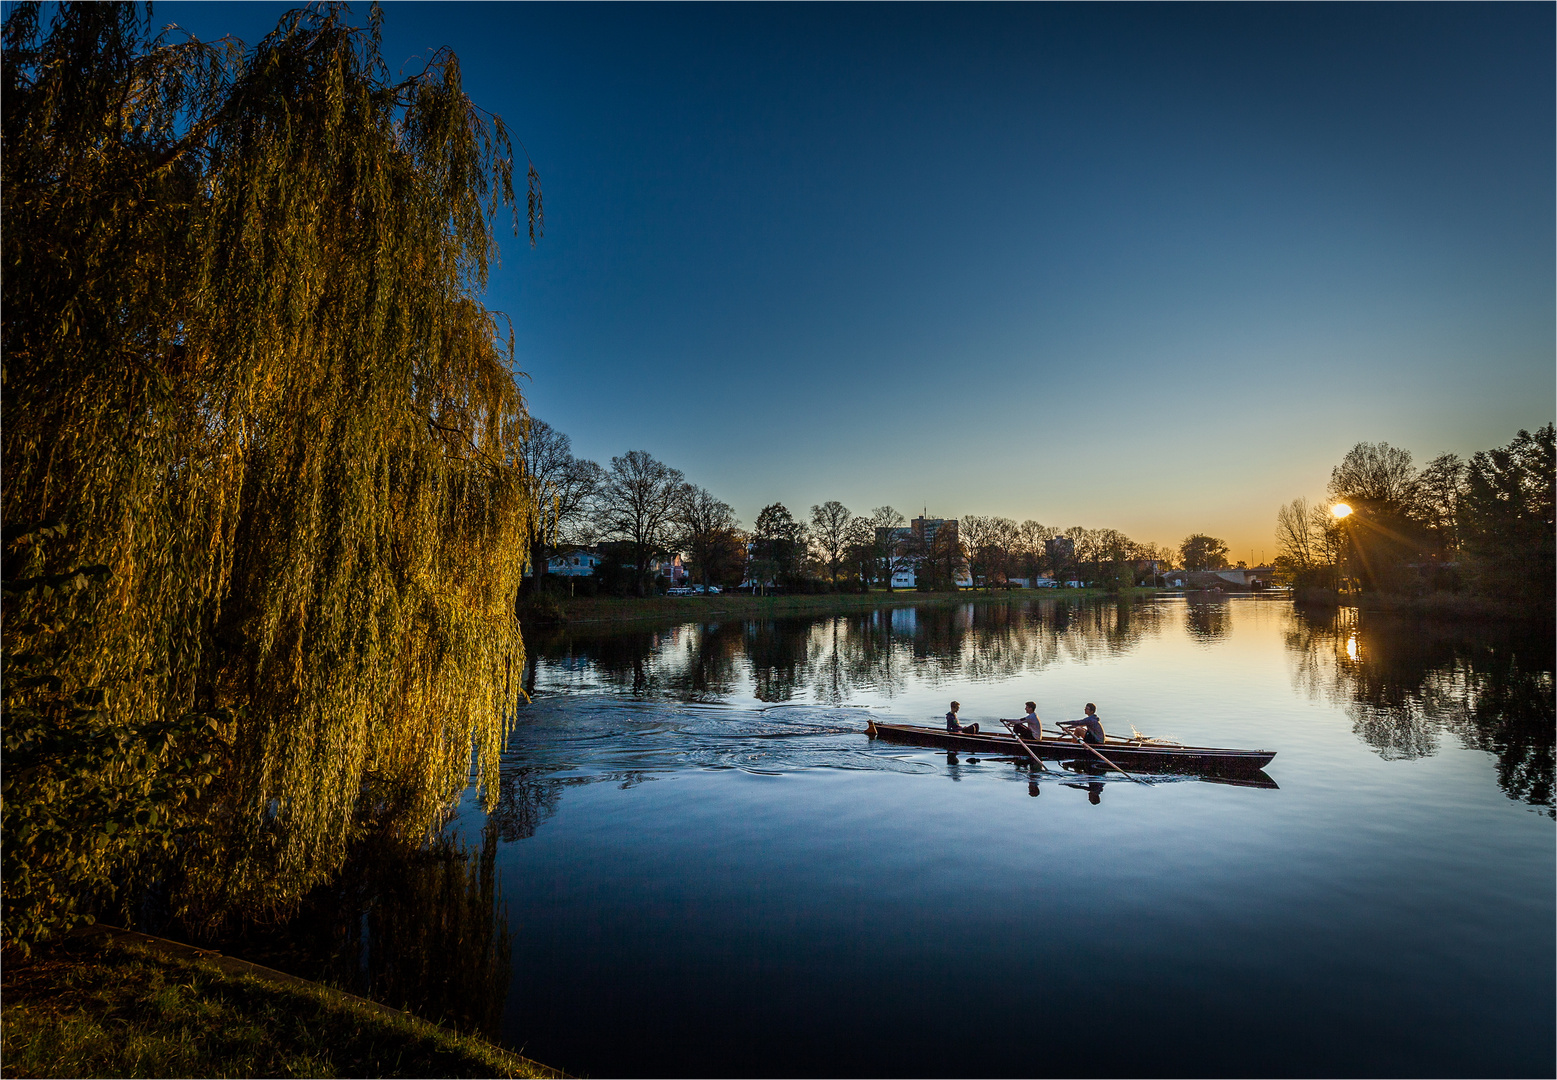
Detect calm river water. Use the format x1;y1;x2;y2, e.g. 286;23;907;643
261;594;1554;1078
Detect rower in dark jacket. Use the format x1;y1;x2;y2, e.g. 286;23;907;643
945;700;979;734
1058;703;1105;745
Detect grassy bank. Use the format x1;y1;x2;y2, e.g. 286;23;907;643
1;933;561;1079
550;586;1150;625
1356;591;1551;621
1294;587;1549;622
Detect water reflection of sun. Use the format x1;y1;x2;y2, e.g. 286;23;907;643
1345;634;1359;660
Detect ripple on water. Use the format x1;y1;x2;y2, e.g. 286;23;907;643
502;699;942;777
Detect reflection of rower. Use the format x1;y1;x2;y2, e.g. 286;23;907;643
1062;780;1106;804
1057;703;1105;745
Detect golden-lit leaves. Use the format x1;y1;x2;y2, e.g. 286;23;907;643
3;1;540;938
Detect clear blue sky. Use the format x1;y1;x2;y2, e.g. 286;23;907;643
159;2;1554;559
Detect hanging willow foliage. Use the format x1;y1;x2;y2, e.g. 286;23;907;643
2;1;541;943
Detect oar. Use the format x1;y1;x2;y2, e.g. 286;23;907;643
1058;726;1151;785
1001;720;1053;774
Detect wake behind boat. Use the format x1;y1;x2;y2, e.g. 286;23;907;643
866;719;1276;777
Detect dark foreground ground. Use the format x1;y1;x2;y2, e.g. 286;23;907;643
1;931;562;1079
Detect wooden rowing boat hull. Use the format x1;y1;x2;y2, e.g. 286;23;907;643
866;721;1276;775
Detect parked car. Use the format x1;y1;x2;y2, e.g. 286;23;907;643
665;587;693;596
692;584;722;595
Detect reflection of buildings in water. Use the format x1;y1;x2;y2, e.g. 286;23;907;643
1285;606;1554;815
531;598;1168;712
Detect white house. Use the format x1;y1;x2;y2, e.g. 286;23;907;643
889;559;973;589
545;551;602;577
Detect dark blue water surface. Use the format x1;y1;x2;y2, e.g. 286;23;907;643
443;596;1552;1078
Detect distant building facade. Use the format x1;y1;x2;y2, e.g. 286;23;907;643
911;515;958;550
650;554;687;585
1163;567;1273;590
545;550;602;577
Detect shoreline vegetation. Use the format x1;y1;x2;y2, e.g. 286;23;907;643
539;585;1157;625
1294;586;1548;621
1;931;563;1079
526;586;1554;632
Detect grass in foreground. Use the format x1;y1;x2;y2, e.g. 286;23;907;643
1;935;560;1079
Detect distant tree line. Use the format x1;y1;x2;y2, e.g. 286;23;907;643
521;420;1239;597
1273;425;1554;615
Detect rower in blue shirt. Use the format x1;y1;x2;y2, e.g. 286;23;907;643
1058;703;1105;745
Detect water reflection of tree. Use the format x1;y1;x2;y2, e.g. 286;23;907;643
1286;607;1554;815
1185;597;1232;644
491;766;583;841
491;766;651;842
664;621;743;702
527;599;1166;709
746;618;811;702
215;827;513;1040
832;612;913;701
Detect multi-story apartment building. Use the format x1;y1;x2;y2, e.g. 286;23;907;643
911;515;957;550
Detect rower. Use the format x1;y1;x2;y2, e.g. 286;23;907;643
1011;701;1042;741
1058;703;1105;745
945;700;979;735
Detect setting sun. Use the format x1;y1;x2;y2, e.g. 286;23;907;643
1331;503;1353;519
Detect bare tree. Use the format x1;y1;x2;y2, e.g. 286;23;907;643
594;450;686;596
1275;497;1322;570
925;522;968;589
1064;526;1102;582
810;501;864;587
1097;528;1134;587
1328;442;1420;509
1327;442;1436;592
752;503;808;591
1417;452;1465;557
1130;539;1173;578
518;419;603;587
868;506;914;590
675;485;740;592
1016;520;1056;584
961;515;1019;589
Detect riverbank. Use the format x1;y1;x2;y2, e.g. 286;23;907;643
1294;587;1550;622
547;586;1154;626
1;929;562;1079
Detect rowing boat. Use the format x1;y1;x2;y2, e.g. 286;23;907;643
865;720;1276;776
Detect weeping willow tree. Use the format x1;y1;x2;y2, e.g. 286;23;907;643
2;1;542;946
